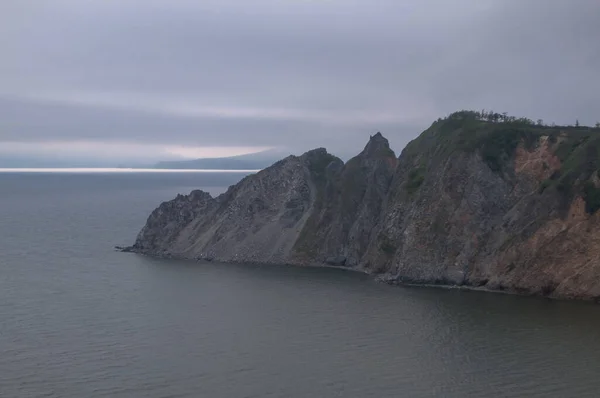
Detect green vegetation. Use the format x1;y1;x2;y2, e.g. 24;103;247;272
478;127;535;172
408;110;600;214
550;135;600;201
429;111;600;176
539;179;552;194
583;181;600;214
555;136;586;162
427;110;543;173
445;109;538;126
405;166;425;195
438;109;595;131
379;238;397;255
528;129;600;214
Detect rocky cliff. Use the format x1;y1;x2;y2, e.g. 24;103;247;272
129;112;600;300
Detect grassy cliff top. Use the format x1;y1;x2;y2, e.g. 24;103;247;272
406;110;596;161
402;110;600;213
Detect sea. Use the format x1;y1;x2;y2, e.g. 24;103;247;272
2;170;600;398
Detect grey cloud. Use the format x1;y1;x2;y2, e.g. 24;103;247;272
1;0;599;159
0;96;417;158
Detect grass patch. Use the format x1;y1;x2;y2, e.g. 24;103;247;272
555;138;583;163
405;166;426;195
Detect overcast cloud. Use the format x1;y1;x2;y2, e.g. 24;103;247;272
1;0;599;163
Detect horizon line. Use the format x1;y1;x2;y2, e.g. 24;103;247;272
0;168;261;174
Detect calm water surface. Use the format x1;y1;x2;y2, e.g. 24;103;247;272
2;172;600;397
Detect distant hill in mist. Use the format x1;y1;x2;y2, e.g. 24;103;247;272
153;150;289;170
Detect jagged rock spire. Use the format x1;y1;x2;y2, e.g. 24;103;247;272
362;132;394;158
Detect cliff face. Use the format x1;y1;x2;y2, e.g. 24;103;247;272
131;113;600;300
132;135;397;266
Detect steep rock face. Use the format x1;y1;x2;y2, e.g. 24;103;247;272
364;114;600;299
291;132;398;266
131;135;397;266
130;112;600;300
134;190;217;254
134;149;336;263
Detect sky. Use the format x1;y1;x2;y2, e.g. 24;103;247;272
1;0;599;165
